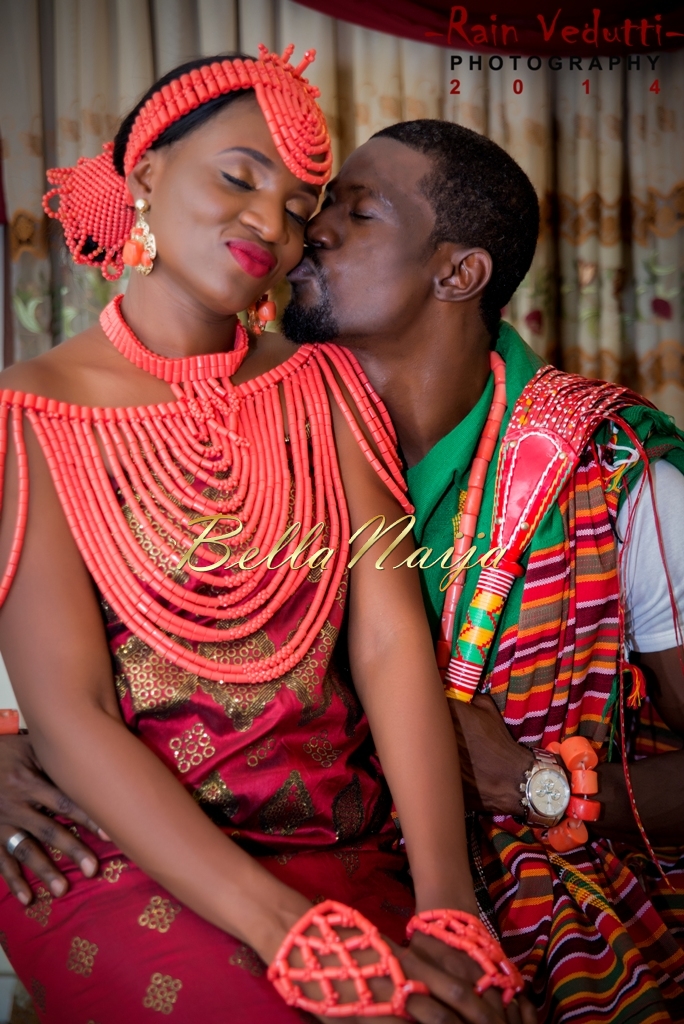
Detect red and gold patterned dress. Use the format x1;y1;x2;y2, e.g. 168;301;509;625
0;300;416;1023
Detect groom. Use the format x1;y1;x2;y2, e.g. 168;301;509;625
2;120;684;1022
282;120;684;1024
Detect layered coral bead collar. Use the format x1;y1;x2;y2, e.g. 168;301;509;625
100;294;250;384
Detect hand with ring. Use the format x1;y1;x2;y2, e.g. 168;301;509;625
0;734;108;904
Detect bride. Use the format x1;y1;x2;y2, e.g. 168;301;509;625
0;45;524;1024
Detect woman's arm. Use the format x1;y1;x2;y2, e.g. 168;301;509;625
0;414;309;965
0;410;523;1024
331;401;478;917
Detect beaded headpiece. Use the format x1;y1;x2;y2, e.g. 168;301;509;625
42;45;331;281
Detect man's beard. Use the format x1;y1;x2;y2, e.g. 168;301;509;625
282;249;340;344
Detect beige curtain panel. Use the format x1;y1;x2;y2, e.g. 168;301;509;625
1;0;682;425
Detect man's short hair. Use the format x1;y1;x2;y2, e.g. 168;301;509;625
372;120;540;338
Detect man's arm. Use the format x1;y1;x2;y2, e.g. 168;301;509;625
595;646;684;844
450;650;684;846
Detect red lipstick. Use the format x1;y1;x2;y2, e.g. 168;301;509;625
227;240;276;278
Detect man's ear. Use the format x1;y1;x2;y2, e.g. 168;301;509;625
434;246;493;303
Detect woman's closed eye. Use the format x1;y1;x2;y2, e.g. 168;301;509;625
222;171;253;191
222;171;308;225
285;208;307;227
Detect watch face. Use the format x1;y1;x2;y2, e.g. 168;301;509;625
528;768;570;818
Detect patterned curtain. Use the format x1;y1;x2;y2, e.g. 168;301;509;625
0;0;682;425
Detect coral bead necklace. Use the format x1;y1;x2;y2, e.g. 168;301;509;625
0;297;410;685
436;351;507;686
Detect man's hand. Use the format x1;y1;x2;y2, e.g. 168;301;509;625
311;929;537;1024
399;931;537;1024
449;695;534;817
0;734;106;904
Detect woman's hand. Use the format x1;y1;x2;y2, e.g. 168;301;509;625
449;695;534;817
0;734;105;904
296;927;535;1024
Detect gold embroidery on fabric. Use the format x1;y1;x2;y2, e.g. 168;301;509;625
334;846;360;877
228;944;266;976
332;774;365;842
246;733;275;767
67;937;98;976
335;575;348;609
122;504;188;581
199;679;280;731
102;859;128;884
303;730;341;768
282;621;338;724
143;973;183;1014
47;843;63;862
25;886;52;927
306;563;323;583
100;597;119;624
169;722;215;774
115;635;197;713
193;769;238;823
285;670;333;725
201;485;230;503
30;978;46;1012
198;628;276;665
275;850;297;865
196;630;280;729
215;613;248;629
114;672;128;703
259;770;315;836
138;895;182;934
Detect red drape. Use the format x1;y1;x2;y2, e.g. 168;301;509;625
292;1;684;55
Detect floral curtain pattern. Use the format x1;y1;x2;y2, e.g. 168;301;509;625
0;0;682;425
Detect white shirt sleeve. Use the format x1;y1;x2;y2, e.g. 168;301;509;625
618;458;684;653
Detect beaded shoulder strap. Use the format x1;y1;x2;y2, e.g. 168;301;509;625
444;366;652;702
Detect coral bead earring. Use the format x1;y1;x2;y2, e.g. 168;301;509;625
122;198;156;275
247;294;277;334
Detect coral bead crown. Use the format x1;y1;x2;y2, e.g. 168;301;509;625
43;45;331;280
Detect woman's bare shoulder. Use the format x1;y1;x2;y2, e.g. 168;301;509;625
0;325;106;399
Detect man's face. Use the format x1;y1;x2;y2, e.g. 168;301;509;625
283;138;439;344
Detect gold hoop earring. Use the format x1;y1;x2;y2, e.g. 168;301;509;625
122;199;157;275
246;294;277;334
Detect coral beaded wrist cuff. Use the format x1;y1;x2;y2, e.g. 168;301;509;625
0;710;19;735
543;736;600;851
406;910;524;1006
267;900;428;1018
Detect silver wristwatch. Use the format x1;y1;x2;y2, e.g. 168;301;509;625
520;748;571;828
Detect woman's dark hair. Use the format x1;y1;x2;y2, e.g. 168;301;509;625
112;54;257;177
372;120;540;339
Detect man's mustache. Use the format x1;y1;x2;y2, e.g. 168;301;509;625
294;244;325;279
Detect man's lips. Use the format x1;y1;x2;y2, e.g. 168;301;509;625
287;255;319;284
226;240;276;278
